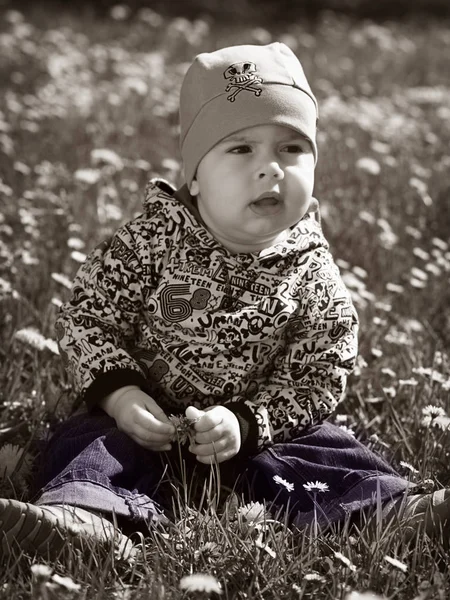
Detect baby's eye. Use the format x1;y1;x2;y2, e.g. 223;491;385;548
229;145;252;154
282;144;307;153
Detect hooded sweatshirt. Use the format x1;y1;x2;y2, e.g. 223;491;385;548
55;179;358;456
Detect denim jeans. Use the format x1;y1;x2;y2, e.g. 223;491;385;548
33;410;412;531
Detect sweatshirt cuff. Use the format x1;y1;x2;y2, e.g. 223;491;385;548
82;368;148;410
225;401;259;457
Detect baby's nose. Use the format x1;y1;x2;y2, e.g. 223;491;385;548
256;161;284;180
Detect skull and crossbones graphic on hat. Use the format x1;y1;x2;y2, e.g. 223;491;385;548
223;61;263;102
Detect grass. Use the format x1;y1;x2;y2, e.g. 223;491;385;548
0;4;450;599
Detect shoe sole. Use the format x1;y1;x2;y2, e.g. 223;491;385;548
0;498;68;557
0;498;137;560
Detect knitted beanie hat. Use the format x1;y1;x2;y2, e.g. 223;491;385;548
179;42;318;187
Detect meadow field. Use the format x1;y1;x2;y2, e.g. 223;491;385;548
0;4;449;599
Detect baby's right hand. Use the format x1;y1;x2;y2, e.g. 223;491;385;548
102;386;175;451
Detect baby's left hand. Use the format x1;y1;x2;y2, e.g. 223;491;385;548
186;405;241;464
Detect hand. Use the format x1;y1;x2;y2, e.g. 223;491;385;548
186;405;241;464
101;386;175;451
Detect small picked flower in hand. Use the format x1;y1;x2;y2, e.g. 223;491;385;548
168;413;200;445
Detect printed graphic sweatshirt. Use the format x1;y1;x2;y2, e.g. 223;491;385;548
55;179;359;456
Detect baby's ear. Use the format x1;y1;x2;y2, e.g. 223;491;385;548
189;179;200;196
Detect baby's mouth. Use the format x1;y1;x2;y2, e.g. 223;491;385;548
250;192;283;216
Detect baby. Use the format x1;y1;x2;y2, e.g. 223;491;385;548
1;42;449;558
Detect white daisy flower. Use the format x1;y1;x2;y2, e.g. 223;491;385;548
14;328;48;351
356;157;381;176
51;574;81;591
179;573;222;595
273;475;294;492
74;168;101;185
383;555;407;572
51;272;73;289
432;415;450;431
422;404;446;417
334;551;357;571
30;564;52;579
399;461;419;474
237;501;268;523
303;572;326;582
0;444;32;479
345;592;386;600
255;535;277;558
303;481;329;493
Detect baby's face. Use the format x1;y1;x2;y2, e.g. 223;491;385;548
189;124;315;254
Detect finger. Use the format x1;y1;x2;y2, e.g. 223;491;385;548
135;407;175;435
132;423;173;444
185;406;205;421
195;449;236;464
145;399;173;425
194;427;223;445
129;433;172;452
189;438;229;456
195;412;223;433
